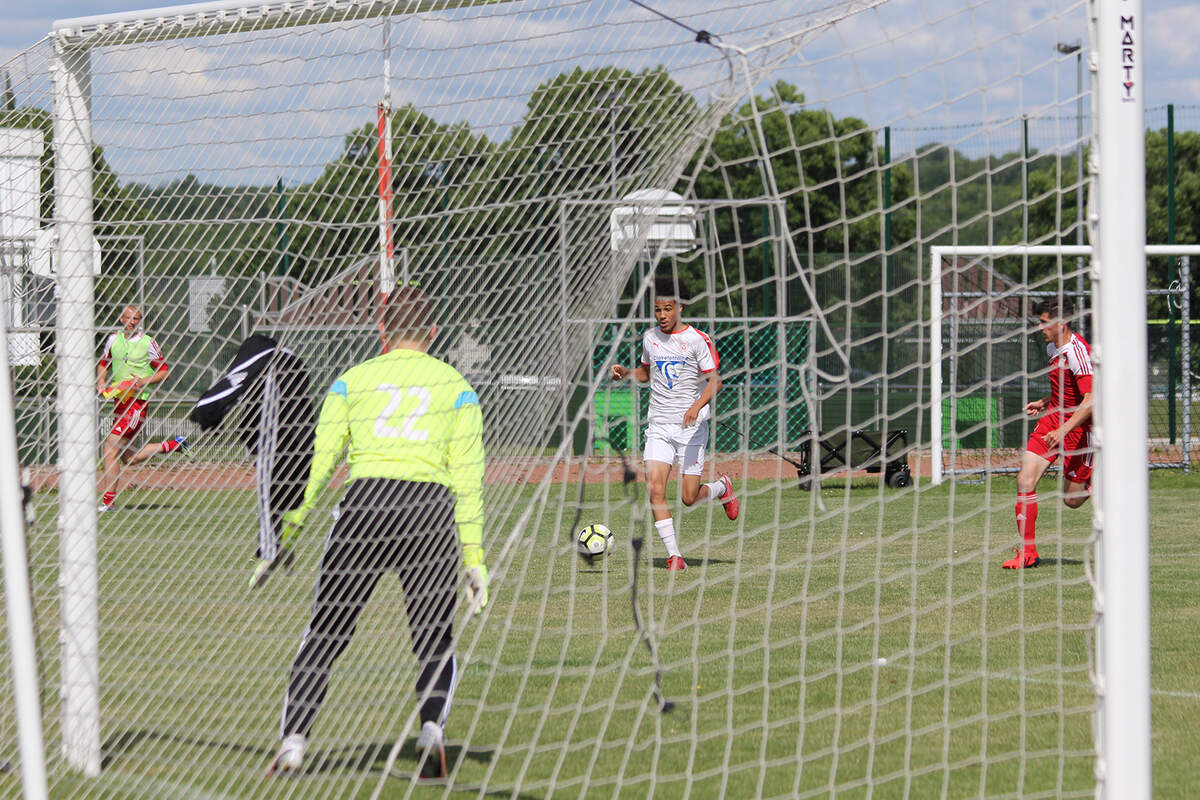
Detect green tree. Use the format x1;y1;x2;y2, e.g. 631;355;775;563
0;102;142;259
1145;126;1200;374
1147;127;1200;319
285;104;490;287
487;65;699;263
451;66;700;368
690;82;914;323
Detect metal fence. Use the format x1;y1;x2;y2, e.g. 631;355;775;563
582;317;812;454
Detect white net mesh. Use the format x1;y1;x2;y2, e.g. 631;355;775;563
0;0;1123;797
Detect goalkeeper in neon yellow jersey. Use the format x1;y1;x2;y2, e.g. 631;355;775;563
257;286;487;779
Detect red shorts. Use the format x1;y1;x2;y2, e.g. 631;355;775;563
109;398;148;440
1027;416;1093;485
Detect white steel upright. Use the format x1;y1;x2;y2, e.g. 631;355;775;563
52;39;102;776
0;340;49;799
1092;0;1151;797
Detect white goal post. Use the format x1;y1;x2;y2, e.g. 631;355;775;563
0;0;1171;797
930;243;1200;486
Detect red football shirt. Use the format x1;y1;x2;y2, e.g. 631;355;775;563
1046;332;1093;416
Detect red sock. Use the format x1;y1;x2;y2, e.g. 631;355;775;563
1015;492;1038;551
160;439;180;453
102;491;116;507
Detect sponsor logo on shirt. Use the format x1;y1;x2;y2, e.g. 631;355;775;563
655;359;686;388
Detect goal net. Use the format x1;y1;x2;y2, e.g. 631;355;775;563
0;0;1153;797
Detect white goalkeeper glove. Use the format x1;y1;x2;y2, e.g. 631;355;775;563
463;544;489;615
249;510;303;590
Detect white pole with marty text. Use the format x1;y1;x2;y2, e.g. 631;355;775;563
1092;0;1151;797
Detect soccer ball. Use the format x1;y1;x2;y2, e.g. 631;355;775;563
576;523;614;558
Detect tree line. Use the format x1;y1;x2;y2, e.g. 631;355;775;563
3;67;1198;333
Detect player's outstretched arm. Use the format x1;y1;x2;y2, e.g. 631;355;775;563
142;364;170;387
448;385;488;615
611;364;651;383
1024;396;1050;415
1054;391;1093;438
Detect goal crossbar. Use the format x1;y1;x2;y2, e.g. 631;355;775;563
53;0;515;48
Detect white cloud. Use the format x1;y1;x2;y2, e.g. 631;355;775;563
3;0;1196;185
1147;4;1200;71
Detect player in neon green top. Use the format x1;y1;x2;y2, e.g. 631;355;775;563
95;304;188;511
257;286;488;780
282;334;485;551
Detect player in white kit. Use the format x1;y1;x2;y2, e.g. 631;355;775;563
610;278;739;571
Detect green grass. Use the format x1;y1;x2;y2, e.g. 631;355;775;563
2;471;1197;798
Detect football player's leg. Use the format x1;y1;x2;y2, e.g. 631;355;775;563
678;429;738;519
99;406;132;507
400;499;458;728
127;440;161;465
644;457;683;562
678;427;707;507
393;488;458;779
99;427;138;509
1063;479;1090;509
642;434;675;521
128;436;187;465
1061;428;1093;509
1005;446;1054;568
99;432;121;502
280;506;384;741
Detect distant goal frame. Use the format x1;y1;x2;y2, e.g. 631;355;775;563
929;243;1200;486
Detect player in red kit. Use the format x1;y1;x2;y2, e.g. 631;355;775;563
96;305;188;511
1005;296;1093;569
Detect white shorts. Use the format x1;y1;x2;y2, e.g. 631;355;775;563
643;420;708;476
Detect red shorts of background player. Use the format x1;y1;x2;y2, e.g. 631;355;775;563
1026;415;1093;486
109;398;149;440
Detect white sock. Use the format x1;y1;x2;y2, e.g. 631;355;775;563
654;517;681;558
704;479;726;501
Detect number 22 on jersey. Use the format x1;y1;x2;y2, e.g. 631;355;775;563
374;384;431;441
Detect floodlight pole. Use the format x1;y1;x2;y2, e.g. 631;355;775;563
1093;1;1151;798
1056;40;1086;332
1076;46;1085;329
609;102;617;201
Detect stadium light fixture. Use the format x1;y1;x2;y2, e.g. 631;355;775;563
1056;39;1086;329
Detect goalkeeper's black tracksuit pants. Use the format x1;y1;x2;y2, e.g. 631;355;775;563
280;478;459;739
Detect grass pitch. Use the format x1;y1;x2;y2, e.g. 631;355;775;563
2;470;1197;798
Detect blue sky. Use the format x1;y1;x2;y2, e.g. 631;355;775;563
4;0;1196;107
1;0;1197;186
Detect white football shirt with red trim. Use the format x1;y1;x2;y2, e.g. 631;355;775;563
639;324;719;425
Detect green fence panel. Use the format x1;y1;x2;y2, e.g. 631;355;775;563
591;319;810;453
942;395;1001;450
